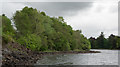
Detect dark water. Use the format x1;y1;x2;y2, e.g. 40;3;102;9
35;49;118;65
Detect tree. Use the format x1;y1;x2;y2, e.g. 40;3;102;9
108;34;117;49
2;14;15;34
89;32;120;49
1;15;15;44
73;30;91;50
40;12;46;16
13;6;39;36
116;36;120;49
96;32;105;49
17;34;42;51
13;6;91;51
89;37;97;49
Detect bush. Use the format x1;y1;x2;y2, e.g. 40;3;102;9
17;34;42;51
63;42;71;51
81;39;91;50
1;15;15;45
2;32;15;44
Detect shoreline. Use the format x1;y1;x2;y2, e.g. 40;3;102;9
91;49;120;50
35;50;101;55
2;42;100;66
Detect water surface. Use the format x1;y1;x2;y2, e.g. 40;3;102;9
35;49;118;65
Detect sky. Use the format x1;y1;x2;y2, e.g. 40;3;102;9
0;0;119;38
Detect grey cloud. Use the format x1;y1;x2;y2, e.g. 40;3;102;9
109;5;118;13
25;2;93;16
2;2;26;18
82;25;118;38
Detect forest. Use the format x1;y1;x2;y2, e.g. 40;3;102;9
89;32;120;49
1;6;120;51
1;6;91;51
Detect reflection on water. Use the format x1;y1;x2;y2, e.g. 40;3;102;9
35;49;118;65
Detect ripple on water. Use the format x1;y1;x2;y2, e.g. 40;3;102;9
35;49;118;65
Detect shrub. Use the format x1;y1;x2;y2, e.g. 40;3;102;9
2;32;15;44
17;34;42;51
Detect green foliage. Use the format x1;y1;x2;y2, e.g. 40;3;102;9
2;32;14;44
3;6;120;51
72;30;91;50
1;15;15;44
116;37;120;49
2;15;15;34
40;12;46;16
13;6;38;36
17;34;41;51
0;27;1;37
89;32;120;49
64;42;71;51
96;32;106;48
107;34;120;49
12;6;91;51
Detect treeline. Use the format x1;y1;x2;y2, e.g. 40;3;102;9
1;6;91;51
89;32;120;49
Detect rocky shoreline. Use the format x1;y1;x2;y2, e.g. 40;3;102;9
2;42;100;67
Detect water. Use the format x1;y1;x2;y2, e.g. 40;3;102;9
35;49;118;65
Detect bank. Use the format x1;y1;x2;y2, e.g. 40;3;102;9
2;42;100;66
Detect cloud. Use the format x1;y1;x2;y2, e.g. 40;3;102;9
64;2;118;38
2;2;26;18
25;2;93;16
1;2;93;17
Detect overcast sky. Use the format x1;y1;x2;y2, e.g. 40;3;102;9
1;0;119;38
